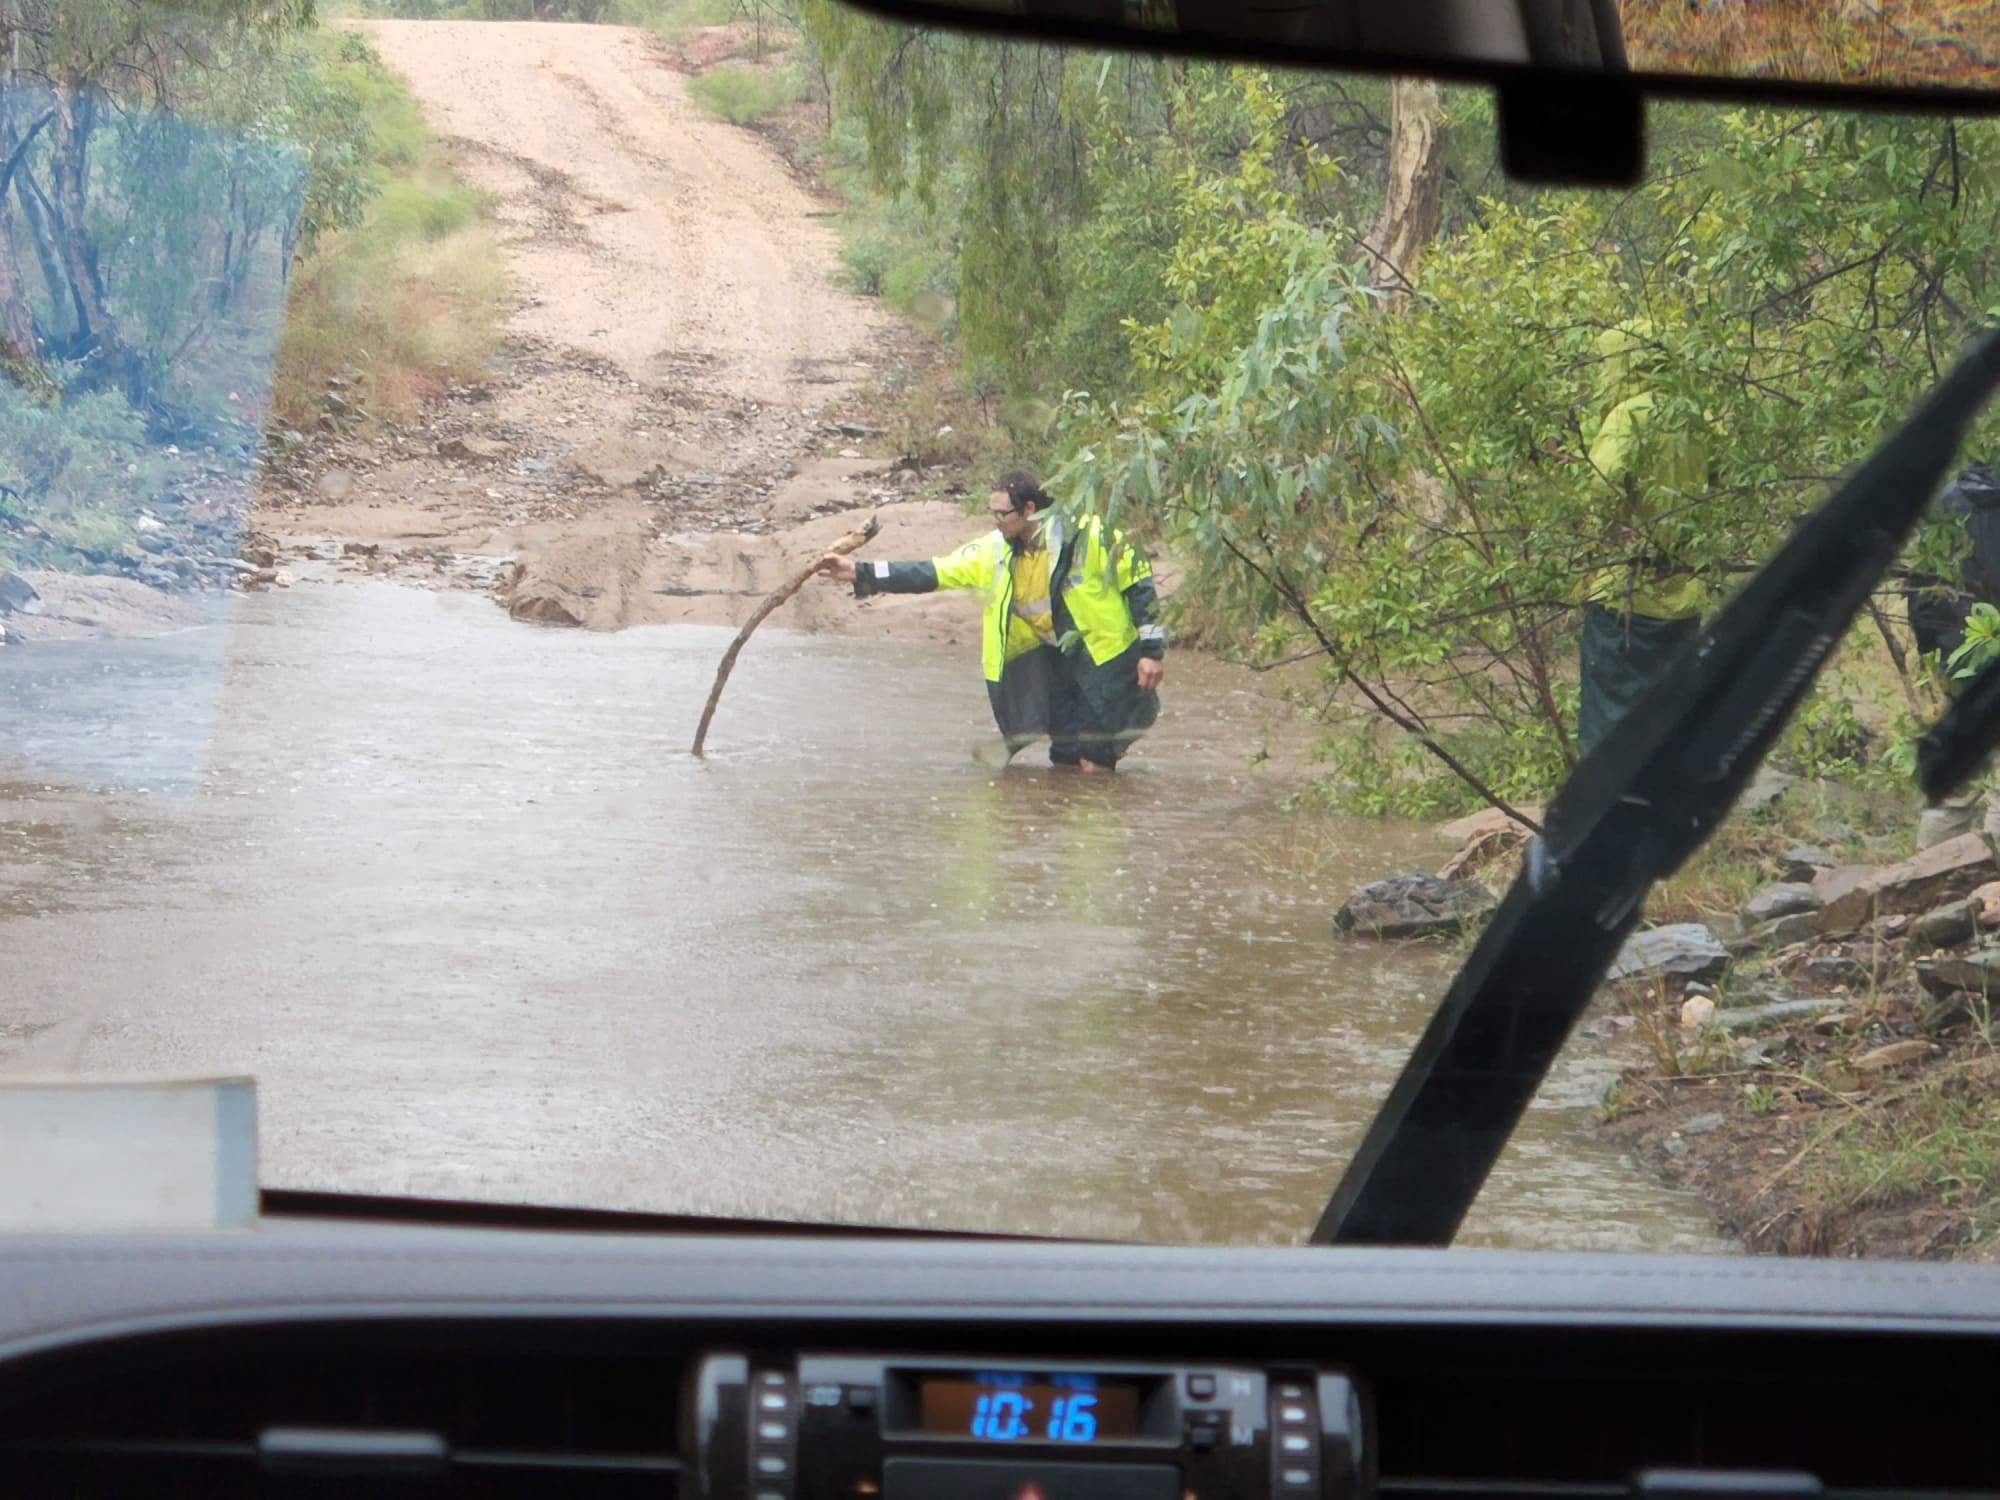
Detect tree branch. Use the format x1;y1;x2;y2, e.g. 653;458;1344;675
691;517;880;757
1216;527;1543;833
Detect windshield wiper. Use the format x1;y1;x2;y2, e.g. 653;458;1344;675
1313;328;2000;1248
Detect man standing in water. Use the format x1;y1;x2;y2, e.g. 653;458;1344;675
819;471;1164;769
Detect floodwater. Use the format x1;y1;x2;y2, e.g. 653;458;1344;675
0;578;1717;1249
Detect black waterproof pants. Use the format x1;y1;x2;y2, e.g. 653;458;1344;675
1577;602;1699;755
987;643;1161;768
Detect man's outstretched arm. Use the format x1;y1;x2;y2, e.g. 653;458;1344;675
822;541;987;596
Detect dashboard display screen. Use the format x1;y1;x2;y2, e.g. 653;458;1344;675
916;1372;1143;1443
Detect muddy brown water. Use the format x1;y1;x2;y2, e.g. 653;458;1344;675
0;579;1717;1249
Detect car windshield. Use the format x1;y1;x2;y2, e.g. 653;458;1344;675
1;0;1996;1265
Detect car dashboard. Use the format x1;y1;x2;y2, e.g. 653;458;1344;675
1;1213;1997;1500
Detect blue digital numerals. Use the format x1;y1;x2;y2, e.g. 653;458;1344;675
967;1373;1099;1443
969;1389;1032;1441
1046;1393;1099;1442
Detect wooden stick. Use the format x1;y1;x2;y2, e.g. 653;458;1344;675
690;515;879;757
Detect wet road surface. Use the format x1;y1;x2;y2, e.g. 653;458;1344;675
0;579;1718;1249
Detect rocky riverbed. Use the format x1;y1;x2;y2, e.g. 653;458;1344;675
1336;791;2000;1260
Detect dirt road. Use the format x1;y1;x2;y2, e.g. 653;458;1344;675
262;20;987;639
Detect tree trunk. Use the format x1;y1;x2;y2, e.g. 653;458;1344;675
48;88;144;402
1358;78;1447;302
0;203;38;365
0;11;38;369
0;108;37;365
16;168;77;344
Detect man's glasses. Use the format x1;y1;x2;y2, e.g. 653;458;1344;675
988;506;1019;519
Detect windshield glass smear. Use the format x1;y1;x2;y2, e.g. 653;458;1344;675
0;4;1994;1261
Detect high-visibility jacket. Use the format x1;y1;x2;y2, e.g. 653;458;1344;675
853;511;1163;682
1583;324;1708;622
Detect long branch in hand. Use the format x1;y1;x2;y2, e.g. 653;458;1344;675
690;515;880;757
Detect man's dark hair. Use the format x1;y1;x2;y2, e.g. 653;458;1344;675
995;471;1053;514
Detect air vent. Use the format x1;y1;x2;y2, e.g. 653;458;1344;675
1374;1366;1999;1499
0;1326;683;1498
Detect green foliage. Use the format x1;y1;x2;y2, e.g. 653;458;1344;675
369;176;486;242
1036;163;1173;398
1124;73;1309;394
0;9;496;577
1037;95;2000;813
835;211;954;319
687;65;797;125
0;0;379;432
1777;690;1874;780
72;104;306;414
337;0;613;17
2;0;317;96
619;0;741;40
796;6;1213;400
179;29;382;258
48;29;386;426
1882;709;1927;783
1951;601;2000;677
834;223;893;297
1813;1059;2000;1231
333;35;430;169
822;120;960;326
271;37;505;426
788;14;2000;814
338;0;774;34
0;384;206;571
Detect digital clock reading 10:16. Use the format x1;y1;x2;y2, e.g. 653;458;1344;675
917;1373;1142;1443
